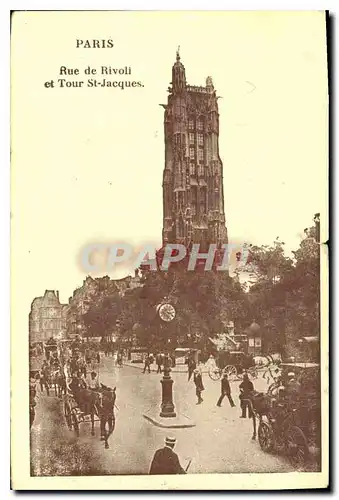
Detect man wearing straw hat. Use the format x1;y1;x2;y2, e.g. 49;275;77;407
149;436;187;475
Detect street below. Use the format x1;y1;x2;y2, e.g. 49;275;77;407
31;357;294;476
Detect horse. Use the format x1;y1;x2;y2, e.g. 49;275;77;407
241;390;274;440
67;376;102;437
97;383;116;449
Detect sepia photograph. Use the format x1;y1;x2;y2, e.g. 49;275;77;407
10;10;329;490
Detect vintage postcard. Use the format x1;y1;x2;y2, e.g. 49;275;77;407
11;10;329;490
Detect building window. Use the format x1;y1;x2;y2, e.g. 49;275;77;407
189;119;194;129
197;133;204;146
200;189;206;213
191;187;197;207
191;205;196;215
197;149;204;162
189;133;195;144
189;148;195;160
198;165;204;176
189;163;195;175
197;120;203;131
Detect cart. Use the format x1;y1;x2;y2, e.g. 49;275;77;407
63;391;100;437
209;351;258;381
250;362;321;469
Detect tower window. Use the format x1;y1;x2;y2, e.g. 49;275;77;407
200;188;207;213
197;120;203;131
189;119;194;129
189;148;195;160
189;133;195;144
197;133;204;146
189;163;195;175
198;149;204;162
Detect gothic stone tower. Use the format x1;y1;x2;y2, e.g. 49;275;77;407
161;49;228;253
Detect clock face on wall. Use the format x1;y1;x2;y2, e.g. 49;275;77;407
158;303;176;322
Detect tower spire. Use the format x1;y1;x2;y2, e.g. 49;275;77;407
171;46;186;94
163;54;228;251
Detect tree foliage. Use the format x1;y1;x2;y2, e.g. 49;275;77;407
73;215;320;360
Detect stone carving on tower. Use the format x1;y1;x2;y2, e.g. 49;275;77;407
160;49;228;254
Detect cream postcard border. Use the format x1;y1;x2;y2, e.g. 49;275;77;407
10;9;329;490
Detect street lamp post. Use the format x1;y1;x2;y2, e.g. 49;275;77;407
160;355;176;418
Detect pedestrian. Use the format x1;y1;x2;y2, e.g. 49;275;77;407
164;353;172;369
193;368;204;404
187;356;196;381
87;370;100;390
156;353;162;374
284;372;302;398
239;372;254;418
143;354;151;374
77;370;87;389
216;372;235;408
149;436;186;475
171;352;176;368
40;360;50;396
116;351;122;367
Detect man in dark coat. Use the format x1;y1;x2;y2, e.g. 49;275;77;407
217;372;235;408
239;372;254;418
156;353;162;374
142;354;151;374
149;436;186;475
193;368;204;404
187;356;196;381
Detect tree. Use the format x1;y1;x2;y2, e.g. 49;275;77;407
242;215;320;358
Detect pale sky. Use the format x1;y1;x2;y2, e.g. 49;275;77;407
11;11;328;317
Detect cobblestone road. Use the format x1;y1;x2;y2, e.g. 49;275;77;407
30;357;294;476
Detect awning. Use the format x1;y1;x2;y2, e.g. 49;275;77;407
281;362;319;368
298;336;319;344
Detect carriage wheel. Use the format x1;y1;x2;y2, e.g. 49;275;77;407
72;411;80;437
63;401;73;430
258;421;275;452
285;426;309;468
209;367;221;381
225;365;237;379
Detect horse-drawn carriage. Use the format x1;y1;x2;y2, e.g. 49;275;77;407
246;362;321;469
209;351;258;381
63;381;116;449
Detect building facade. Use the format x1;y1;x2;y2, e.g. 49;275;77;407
67;275;143;337
161;49;228;252
29;290;68;344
